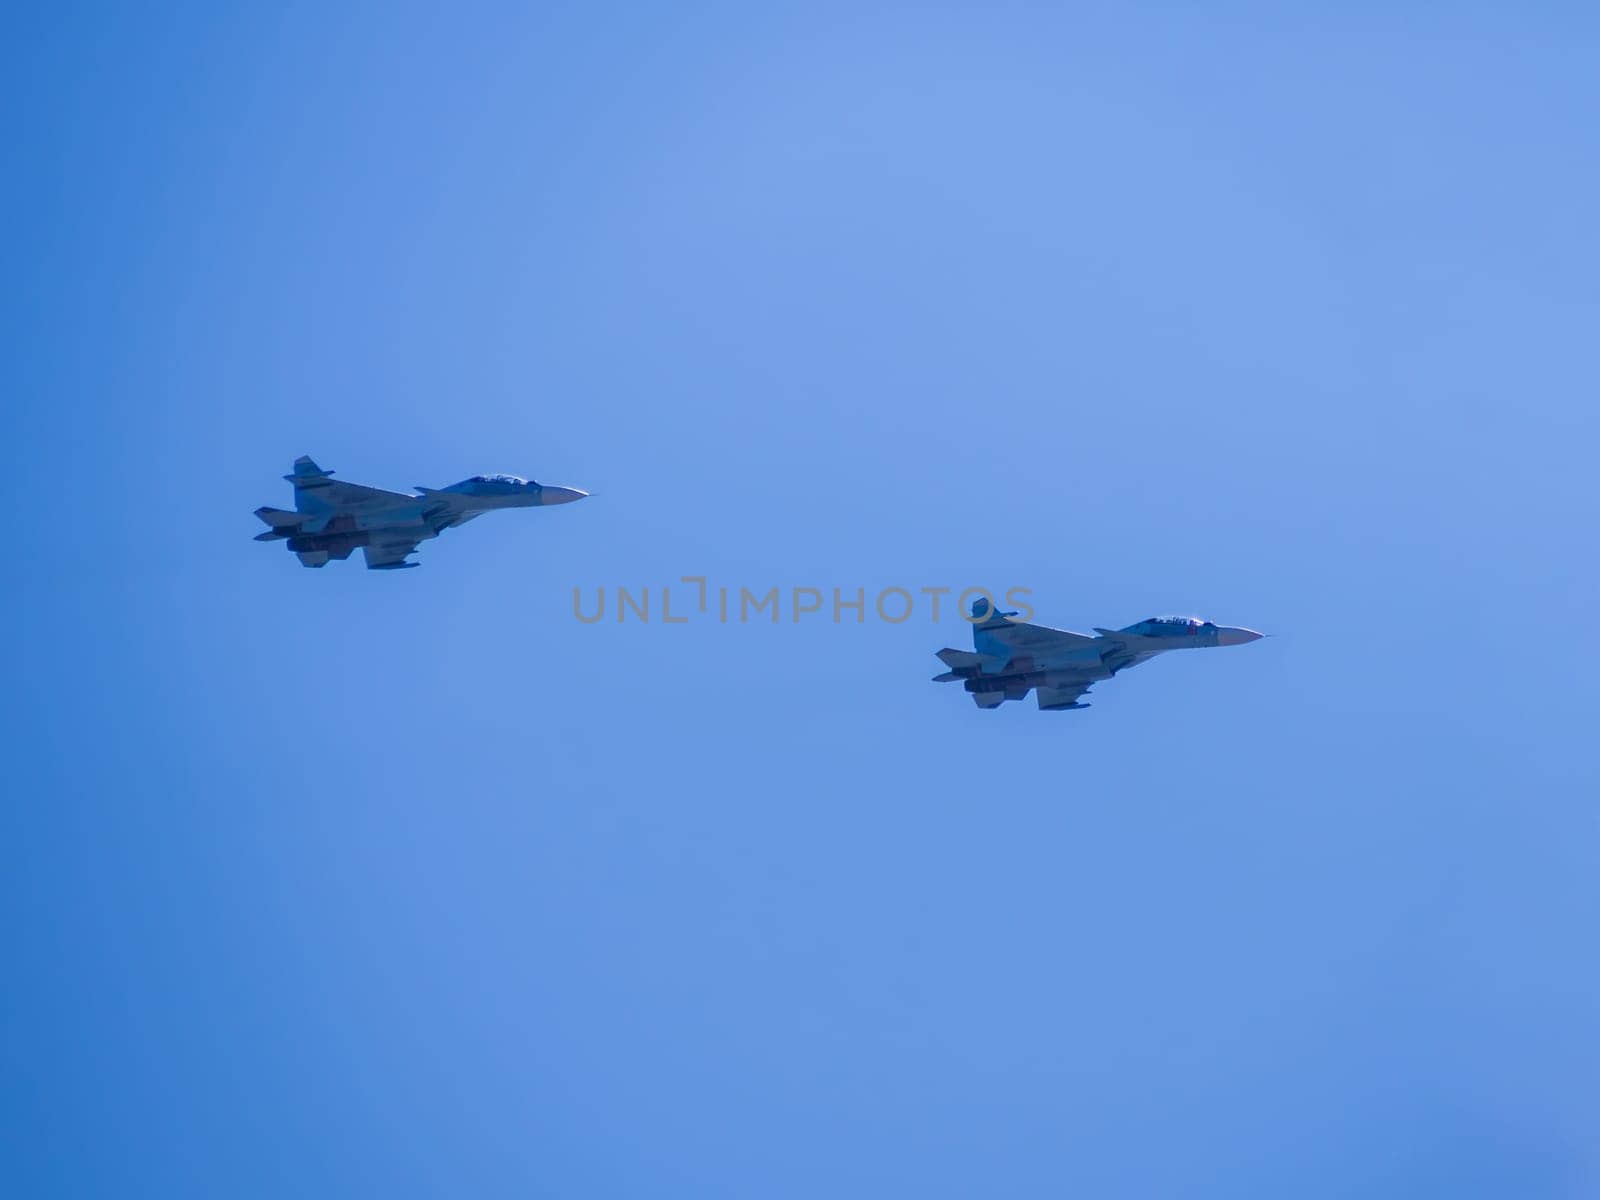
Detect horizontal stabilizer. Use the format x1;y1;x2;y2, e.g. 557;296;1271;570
936;648;1003;672
254;506;301;528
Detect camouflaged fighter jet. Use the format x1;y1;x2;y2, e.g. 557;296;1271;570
934;601;1262;711
253;456;588;569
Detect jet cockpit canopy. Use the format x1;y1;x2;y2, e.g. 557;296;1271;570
1124;615;1218;636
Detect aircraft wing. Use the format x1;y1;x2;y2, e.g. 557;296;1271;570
423;505;482;533
984;619;1099;653
308;479;421;508
286;458;418;509
1036;682;1093;711
362;536;422;570
1091;629;1161;671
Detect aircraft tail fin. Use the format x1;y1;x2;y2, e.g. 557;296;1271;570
284;455;333;483
969;598;1019;627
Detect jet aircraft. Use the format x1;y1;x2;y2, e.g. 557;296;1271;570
934;602;1262;710
254;456;588;569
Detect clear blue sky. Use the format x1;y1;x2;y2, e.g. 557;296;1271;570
6;3;1598;1195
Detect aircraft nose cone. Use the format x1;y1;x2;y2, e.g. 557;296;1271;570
1217;626;1263;646
541;486;588;506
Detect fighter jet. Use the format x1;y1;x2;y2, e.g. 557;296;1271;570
934;601;1262;710
253;456;588;569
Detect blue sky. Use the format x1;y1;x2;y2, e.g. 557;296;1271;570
6;3;1598;1195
